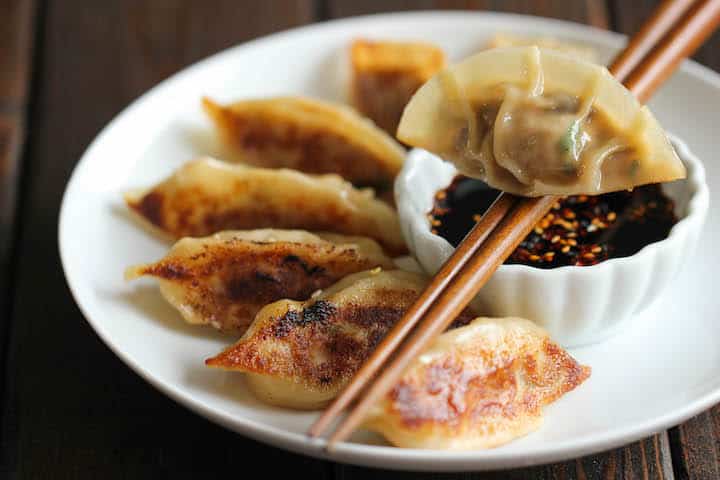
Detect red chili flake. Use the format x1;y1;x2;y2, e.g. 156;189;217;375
428;177;677;269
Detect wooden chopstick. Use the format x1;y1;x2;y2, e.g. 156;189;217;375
312;0;720;447
624;0;720;101
306;193;518;437
611;0;697;81
308;1;692;441
311;0;695;444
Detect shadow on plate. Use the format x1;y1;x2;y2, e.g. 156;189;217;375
184;363;390;445
177;122;242;163
117;285;229;342
110;200;176;244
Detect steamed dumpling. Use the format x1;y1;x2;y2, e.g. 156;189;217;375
350;39;446;136
205;269;477;409
125;157;406;254
363;317;590;449
486;33;598;62
203;97;405;190
398;46;686;196
125;230;395;333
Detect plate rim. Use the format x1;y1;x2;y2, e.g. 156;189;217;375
58;10;720;471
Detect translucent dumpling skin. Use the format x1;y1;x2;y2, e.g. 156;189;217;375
125;230;395;333
486;34;598;62
363;317;590;450
397;46;686;196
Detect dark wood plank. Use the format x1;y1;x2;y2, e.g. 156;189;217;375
0;1;333;479
0;1;37;475
1;0;710;478
335;435;673;479
327;0;673;478
0;0;36;321
668;410;720;479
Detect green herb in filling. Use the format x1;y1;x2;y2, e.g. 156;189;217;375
629;159;640;177
558;120;581;155
559;121;582;175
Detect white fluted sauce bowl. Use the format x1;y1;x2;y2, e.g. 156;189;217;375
395;135;709;347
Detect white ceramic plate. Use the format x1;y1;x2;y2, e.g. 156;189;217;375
59;11;719;472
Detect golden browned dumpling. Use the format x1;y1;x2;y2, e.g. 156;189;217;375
203;96;405;190
398;46;685;196
206;269;477;409
125;230;395;333
487;33;598;62
350;39;446;136
363;317;590;450
125;157;407;254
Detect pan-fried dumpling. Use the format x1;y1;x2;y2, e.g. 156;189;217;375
203;97;405;190
205;269;477;409
350;39;446;136
125;230;395;333
397;46;686;196
363;317;590;450
486;33;598;62
125;157;406;254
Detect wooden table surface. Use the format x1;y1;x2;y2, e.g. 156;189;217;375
1;0;718;478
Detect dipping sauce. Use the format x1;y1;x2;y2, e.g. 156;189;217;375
429;176;678;268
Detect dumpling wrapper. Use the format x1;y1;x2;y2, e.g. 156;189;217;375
363;317;590;450
125;157;407;254
203;96;405;190
350;39;446;136
398;46;686;196
125;230;395;333
486;33;598;62
205;269;478;409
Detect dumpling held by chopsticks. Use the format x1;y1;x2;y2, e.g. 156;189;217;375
397;46;685;196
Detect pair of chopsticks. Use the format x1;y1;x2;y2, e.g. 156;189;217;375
310;0;720;448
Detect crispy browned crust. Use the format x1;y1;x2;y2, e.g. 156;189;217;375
206;285;476;391
203;97;401;190
128;189;352;241
351;39;445;136
207;293;411;388
387;338;590;429
125;159;407;255
133;240;394;333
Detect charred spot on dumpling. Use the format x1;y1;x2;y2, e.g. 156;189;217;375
302;300;337;325
263;302;409;387
132;191;165;229
270;300;339;336
282;254;325;276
